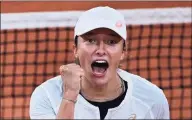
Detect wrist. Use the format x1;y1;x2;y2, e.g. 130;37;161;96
63;90;79;101
63;97;77;104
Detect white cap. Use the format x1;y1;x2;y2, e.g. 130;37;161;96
74;6;127;40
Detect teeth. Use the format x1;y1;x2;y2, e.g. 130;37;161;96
95;60;106;63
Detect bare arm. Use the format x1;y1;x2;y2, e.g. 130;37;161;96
56;64;83;119
56;91;78;119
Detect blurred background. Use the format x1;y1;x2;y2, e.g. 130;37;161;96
1;1;191;119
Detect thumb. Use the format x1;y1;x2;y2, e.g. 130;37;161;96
59;66;66;90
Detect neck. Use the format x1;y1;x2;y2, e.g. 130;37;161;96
81;74;124;102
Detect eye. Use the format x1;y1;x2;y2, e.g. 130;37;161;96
105;39;118;45
87;39;97;44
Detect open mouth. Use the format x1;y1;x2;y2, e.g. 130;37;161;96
91;60;109;76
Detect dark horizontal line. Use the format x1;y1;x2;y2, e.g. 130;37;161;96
1;53;191;61
158;84;192;90
126;66;192;70
1;84;38;87
171;107;192;110
0;94;31;98
0;36;191;45
1;66;191;74
129;46;192;50
1;106;29;109
0;39;74;44
0;46;191;55
128;56;191;60
1;67;191;76
1;77;191;87
1;27;73;32
168;94;192;98
1;24;191;32
1;60;72;66
0;49;73;55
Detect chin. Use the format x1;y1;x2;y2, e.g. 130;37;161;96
91;76;110;87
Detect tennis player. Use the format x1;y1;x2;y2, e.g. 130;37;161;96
30;6;170;119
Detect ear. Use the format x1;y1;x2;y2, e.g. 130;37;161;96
121;40;128;61
73;44;77;57
120;52;125;61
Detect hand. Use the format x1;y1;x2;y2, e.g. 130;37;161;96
60;63;84;99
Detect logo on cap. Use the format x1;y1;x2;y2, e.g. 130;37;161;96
116;21;123;28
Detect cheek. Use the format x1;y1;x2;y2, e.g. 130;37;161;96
108;48;123;65
111;53;122;63
77;46;92;66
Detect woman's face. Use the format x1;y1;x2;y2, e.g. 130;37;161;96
74;28;125;86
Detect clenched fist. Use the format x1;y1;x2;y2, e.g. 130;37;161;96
60;63;84;99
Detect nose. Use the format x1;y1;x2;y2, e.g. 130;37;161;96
95;41;106;56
